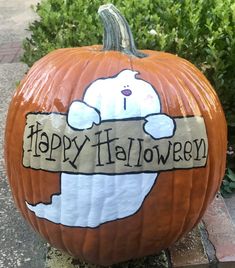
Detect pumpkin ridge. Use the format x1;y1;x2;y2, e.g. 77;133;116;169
133;58;212;244
160;72;187;244
170;70;195;236
55;54;95;110
149;57;203;116
178;63;222;218
150;55;210;229
23;50;92;102
5;96;25;210
140;61;179;247
159;60;224;225
50;51;91;112
196;157;212;223
168;59;221;108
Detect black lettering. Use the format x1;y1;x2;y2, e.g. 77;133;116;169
144;148;153;163
46;133;62;161
26;121;42;157
135;138;143;167
193;139;207;160
63;135;72;162
104;128;116;164
92;128;118;166
115;146;126;161
125;138;135;167
93;130;103;166
69;135;90;169
184;141;192;161
173;142;183;162
153;141;172;165
38;132;49;153
201;139;207;158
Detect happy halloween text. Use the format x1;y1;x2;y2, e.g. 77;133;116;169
22;113;208;174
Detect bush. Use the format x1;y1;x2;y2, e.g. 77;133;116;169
220;168;235;197
22;0;235;126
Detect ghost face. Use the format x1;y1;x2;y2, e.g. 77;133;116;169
83;70;161;120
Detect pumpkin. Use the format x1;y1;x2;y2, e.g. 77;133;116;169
4;4;226;266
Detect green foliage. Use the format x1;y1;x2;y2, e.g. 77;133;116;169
22;0;235;125
221;131;235;197
221;168;235;198
227;127;235;168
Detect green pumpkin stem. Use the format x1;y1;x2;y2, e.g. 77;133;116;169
98;4;147;58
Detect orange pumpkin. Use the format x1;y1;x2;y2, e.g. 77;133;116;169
4;4;226;266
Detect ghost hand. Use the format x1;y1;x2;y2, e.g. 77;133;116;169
67;101;101;130
144;114;175;139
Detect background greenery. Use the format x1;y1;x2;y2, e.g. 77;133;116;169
22;0;235;194
23;0;235;126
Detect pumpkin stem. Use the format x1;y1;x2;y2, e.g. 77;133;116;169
98;4;147;58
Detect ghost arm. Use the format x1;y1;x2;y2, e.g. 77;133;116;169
67;101;101;130
143;114;176;140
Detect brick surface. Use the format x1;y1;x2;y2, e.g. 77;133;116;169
1;42;21;48
2;54;15;63
0;42;22;63
224;195;235;224
203;194;235;266
169;225;209;267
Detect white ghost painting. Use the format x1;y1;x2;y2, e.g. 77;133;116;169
26;69;175;228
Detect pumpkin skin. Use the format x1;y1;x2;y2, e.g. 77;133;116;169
4;5;226;266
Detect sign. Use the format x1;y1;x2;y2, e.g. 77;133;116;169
23;113;208;174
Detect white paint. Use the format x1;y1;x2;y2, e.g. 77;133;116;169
26;173;156;227
144;114;175;139
26;69;175;227
83;70;161;120
67;101;100;130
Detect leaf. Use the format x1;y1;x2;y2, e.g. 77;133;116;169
229;182;235;189
227;169;235;181
222;179;230;186
220;189;232;198
224;186;233;193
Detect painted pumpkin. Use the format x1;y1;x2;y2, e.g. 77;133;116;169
4;4;226;266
